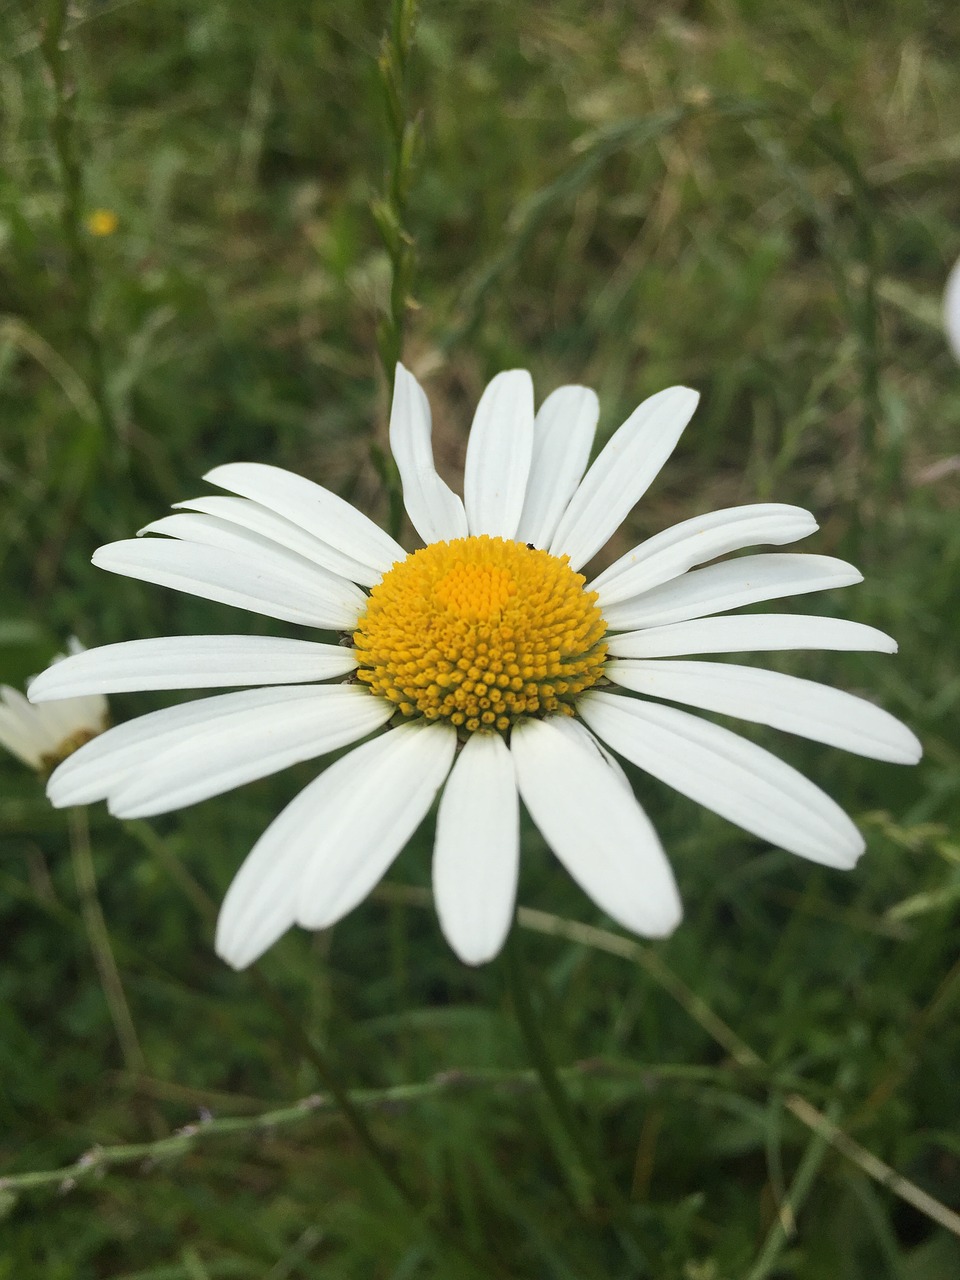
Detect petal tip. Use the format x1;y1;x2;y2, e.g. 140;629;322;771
25;673;50;703
213;931;255;971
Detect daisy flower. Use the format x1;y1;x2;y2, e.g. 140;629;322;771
28;367;921;966
945;257;960;361
1;639;108;772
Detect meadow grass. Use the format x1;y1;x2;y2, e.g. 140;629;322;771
1;1;959;1276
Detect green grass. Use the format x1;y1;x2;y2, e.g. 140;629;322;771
1;0;959;1275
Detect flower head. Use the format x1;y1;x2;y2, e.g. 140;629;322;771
29;367;921;966
1;640;108;772
86;208;119;237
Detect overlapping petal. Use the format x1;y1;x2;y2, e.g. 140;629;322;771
549;386;699;570
47;685;391;812
515;386;598;549
205;461;405;585
216;770;329;969
600;553;862;632
590;504;817;606
511;716;682;937
390;363;468;544
171;494;366;579
296;722;457;930
579;690;864;868
92;538;366;630
605;659;922;763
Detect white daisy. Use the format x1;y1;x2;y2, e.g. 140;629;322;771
28;366;921;966
1;639;109;772
945;257;960;361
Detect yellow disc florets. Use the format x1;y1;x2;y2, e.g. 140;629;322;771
353;536;608;735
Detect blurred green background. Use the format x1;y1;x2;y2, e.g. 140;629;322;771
1;0;959;1276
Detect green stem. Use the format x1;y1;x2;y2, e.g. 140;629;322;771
0;1059;736;1195
68;808;146;1079
502;926;647;1271
40;0;116;445
67;809;167;1140
502;927;597;1210
372;0;421;396
744;1098;838;1280
130;821;495;1278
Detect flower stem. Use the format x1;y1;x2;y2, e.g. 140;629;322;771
40;0;117;446
371;0;421;396
502;925;647;1267
130;821;496;1278
68;808;146;1078
67;808;166;1138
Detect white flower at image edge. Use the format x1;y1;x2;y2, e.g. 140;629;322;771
28;366;921;967
945;257;960;361
0;639;108;772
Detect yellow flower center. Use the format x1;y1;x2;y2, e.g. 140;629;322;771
86;208;119;237
353;536;608;734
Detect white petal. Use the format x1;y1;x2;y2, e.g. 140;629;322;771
221;725;456;967
590;504;818;606
389;364;468;544
106;686;394;818
463;370;535;539
46;685;389;809
432;732;519;965
172;494;374;583
139;511;333;568
296;721;457;929
0;703;47;767
945;257;960;361
28;636;357;699
216;776;329;969
546;713;634;797
515;386;598;548
511;716;682;937
204;462;406;586
1;686;101;767
49;686;302;807
1;686;54;750
606;614;898;658
549;386;699;570
605;660;922;764
92;538;366;631
579;690;864;868
600;553;862;632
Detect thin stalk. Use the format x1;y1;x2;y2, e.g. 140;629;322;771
744;1099;838;1280
502;928;597;1211
371;0;421;396
67;808;167;1138
502;927;647;1269
0;1059;737;1195
131;822;496;1278
40;0;116;445
67;807;146;1079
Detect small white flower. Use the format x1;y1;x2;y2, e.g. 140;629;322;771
945;257;960;361
1;639;108;772
29;367;921;966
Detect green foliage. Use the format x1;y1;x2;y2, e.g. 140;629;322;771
1;0;959;1275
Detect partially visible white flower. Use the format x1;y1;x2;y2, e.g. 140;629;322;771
0;639;108;772
945;258;960;361
28;367;922;968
